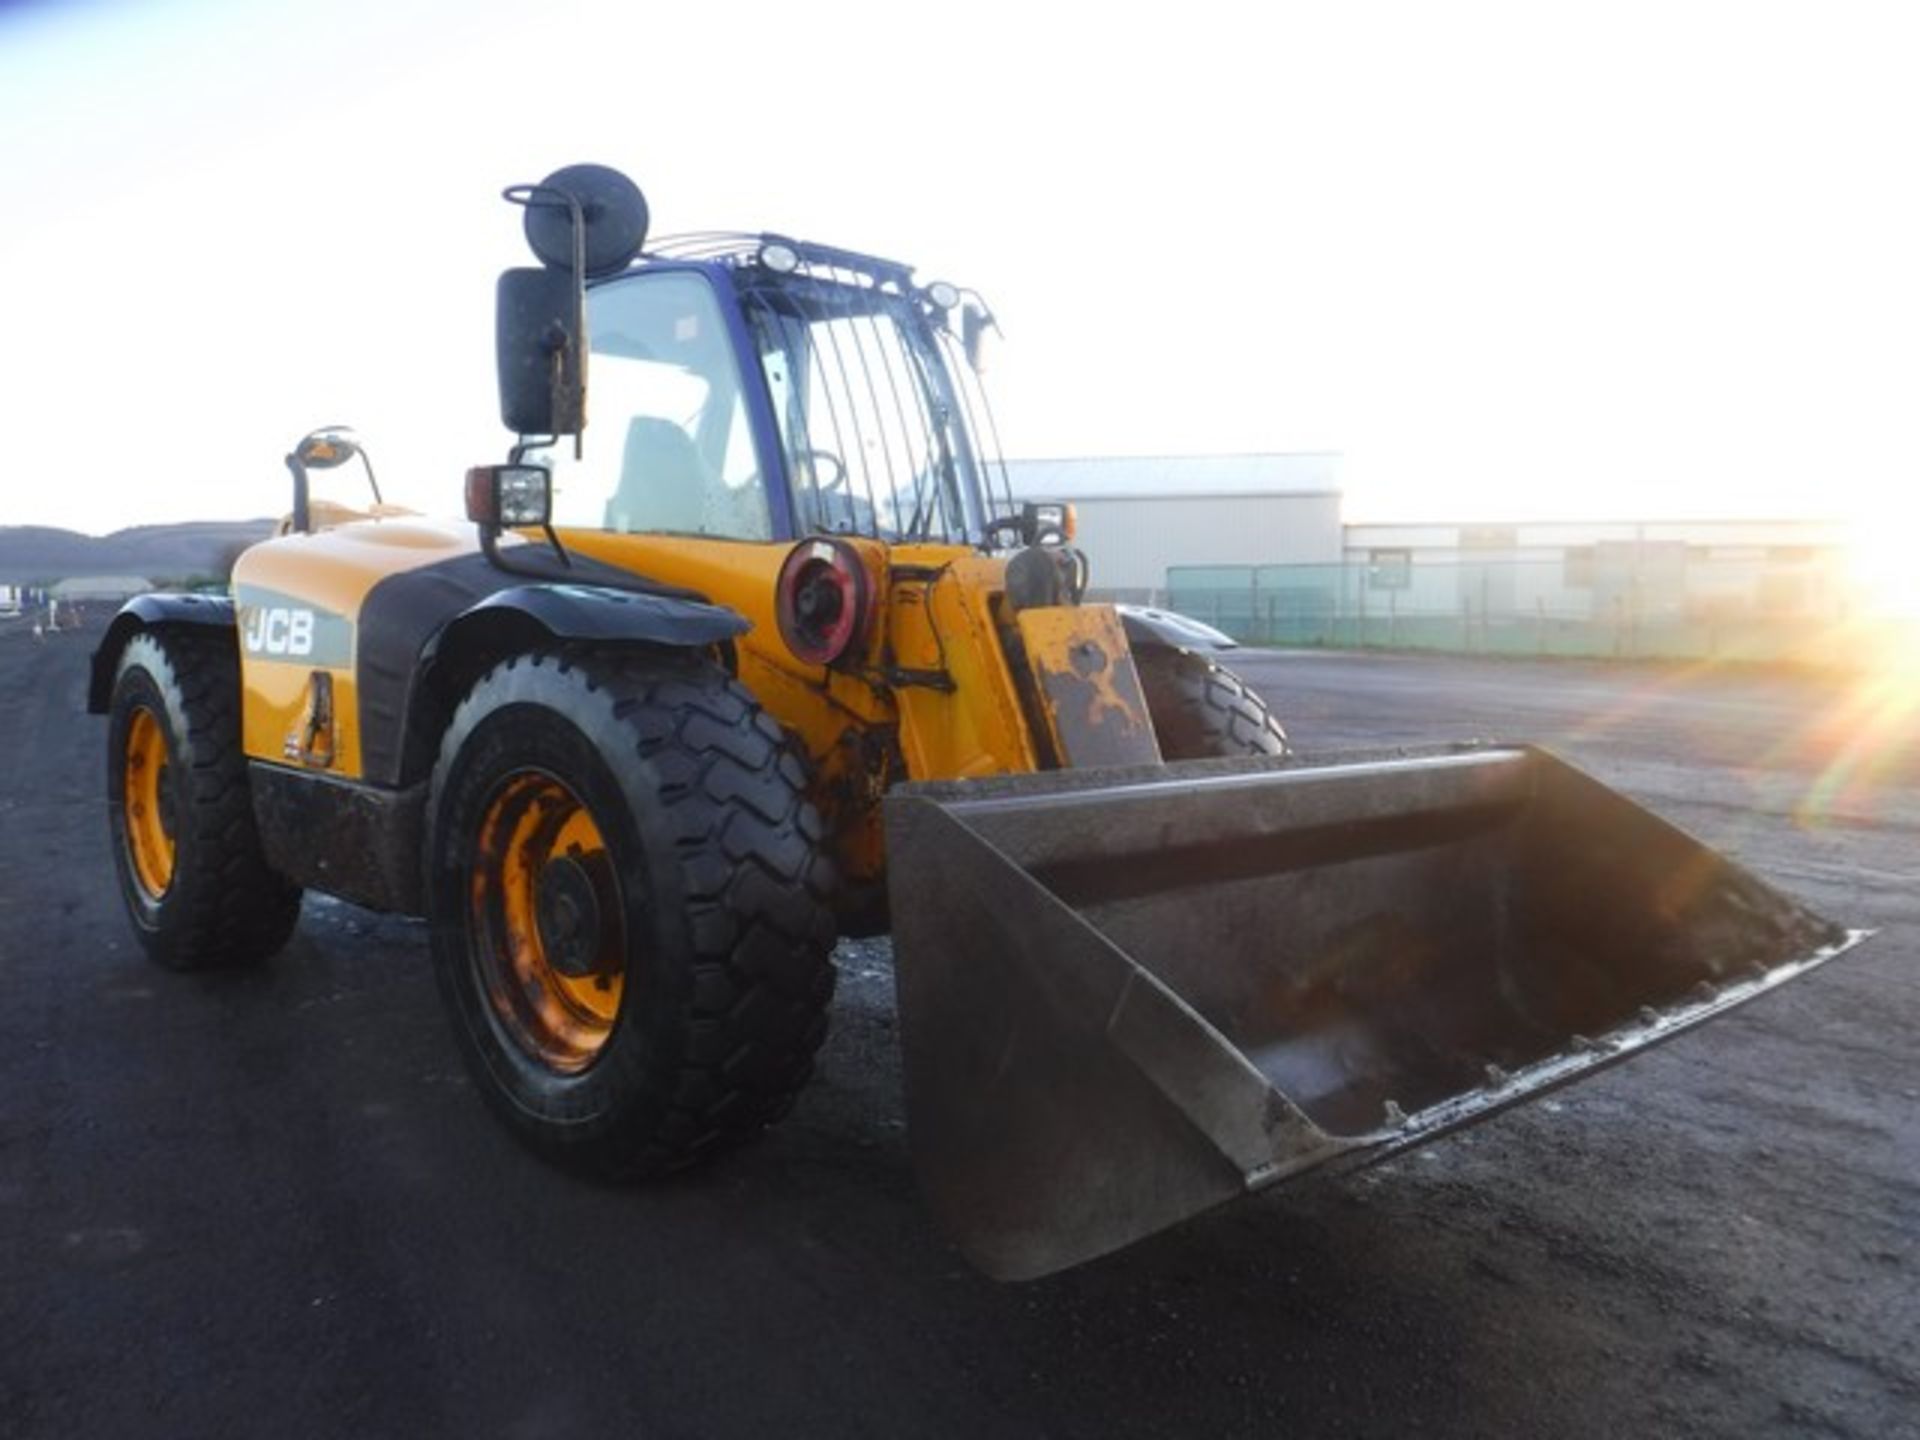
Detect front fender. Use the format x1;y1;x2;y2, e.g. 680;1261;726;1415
1114;603;1238;655
361;579;751;788
430;583;749;659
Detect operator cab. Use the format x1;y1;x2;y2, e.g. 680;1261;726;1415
486;164;1015;552
523;237;1010;549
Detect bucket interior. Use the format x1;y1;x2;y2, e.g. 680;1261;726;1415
938;749;1840;1138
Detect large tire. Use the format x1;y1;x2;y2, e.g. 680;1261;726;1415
425;649;838;1178
106;629;303;970
1135;647;1290;760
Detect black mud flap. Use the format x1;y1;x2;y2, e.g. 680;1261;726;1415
883;746;1868;1281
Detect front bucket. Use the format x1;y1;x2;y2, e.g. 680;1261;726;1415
884;746;1867;1281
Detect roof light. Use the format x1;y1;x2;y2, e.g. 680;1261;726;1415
924;280;961;310
758;242;801;274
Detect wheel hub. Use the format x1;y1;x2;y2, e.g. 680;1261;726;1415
155;763;176;841
471;770;627;1074
535;852;603;979
123;704;178;900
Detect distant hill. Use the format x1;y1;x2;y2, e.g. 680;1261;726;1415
0;520;277;584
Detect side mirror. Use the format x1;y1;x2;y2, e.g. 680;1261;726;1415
496;268;581;436
961;302;999;375
295;426;364;470
284;425;381;534
520;163;650;277
495;164;649;442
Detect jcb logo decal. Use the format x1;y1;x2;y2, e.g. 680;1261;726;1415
233;585;352;668
244;607;315;656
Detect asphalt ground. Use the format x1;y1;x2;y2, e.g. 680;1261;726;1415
2;619;1914;1439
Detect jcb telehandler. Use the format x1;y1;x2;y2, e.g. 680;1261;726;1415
92;166;1865;1280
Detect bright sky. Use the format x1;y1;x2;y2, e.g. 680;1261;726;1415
2;0;1916;547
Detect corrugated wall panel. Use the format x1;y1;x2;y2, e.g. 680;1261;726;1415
1073;495;1343;593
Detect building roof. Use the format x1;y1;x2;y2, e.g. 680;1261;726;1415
50;575;153;598
1343;517;1849;549
1003;453;1342;500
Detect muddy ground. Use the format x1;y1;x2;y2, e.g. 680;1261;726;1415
1;622;1913;1439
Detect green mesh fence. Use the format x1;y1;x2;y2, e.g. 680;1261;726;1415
1165;558;1897;664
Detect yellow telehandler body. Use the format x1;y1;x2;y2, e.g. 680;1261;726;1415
91;165;1865;1279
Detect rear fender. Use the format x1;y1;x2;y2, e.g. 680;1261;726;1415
87;593;236;713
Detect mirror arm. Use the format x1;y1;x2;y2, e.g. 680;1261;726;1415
283;453;311;534
507;183;592;455
546;335;581;462
569;191;587;459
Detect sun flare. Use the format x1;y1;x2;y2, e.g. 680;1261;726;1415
1847;495;1920;620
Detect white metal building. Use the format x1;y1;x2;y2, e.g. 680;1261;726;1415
1003;454;1343;600
989;459;1868;661
1342;518;1853;623
50;575;155;602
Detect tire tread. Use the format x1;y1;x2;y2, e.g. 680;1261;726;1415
433;649;836;1176
1136;648;1290;760
111;629;302;969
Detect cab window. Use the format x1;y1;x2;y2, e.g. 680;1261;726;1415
537;272;772;540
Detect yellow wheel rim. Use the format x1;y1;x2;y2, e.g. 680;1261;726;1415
123;706;176;901
471;772;627;1074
